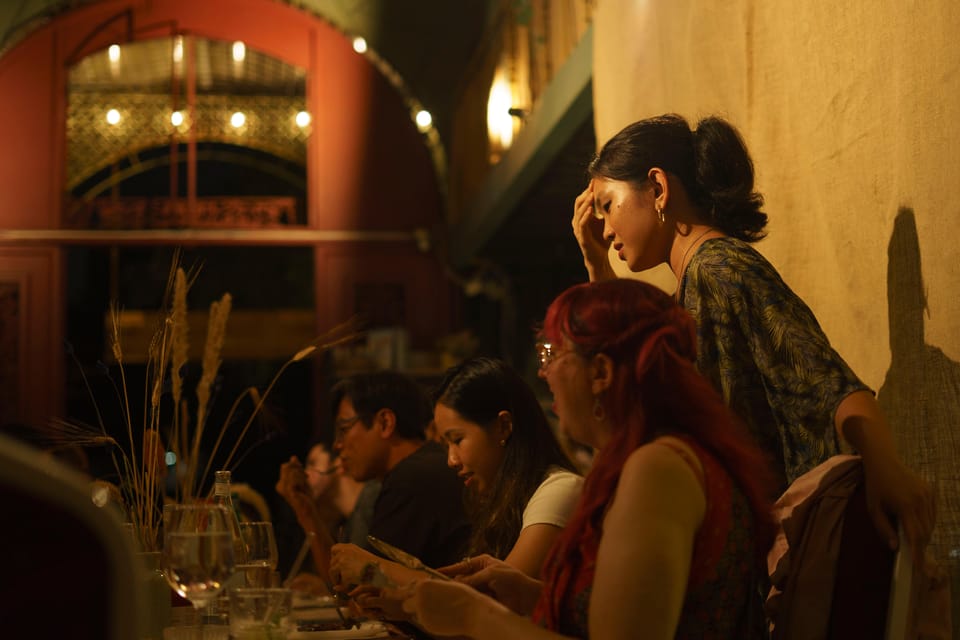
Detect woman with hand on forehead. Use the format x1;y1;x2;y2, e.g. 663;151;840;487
401;278;776;639
573;113;933;555
328;357;582;603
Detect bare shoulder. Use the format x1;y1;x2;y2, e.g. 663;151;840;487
621;436;702;484
614;438;707;525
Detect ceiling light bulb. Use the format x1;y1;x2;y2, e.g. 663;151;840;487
108;44;120;62
352;37;367;54
106;109;121;125
295;111;311;128
230;111;246;128
232;41;246;62
172;37;184;63
171;111;184;127
415;110;432;132
487;72;514;150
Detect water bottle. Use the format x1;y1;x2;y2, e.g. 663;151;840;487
213;470;249;565
212;469;249;624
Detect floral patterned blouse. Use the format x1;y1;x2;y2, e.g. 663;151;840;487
678;237;869;491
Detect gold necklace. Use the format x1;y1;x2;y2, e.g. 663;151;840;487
675;227;715;296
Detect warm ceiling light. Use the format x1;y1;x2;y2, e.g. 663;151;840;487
352;37;367;54
230;111;246;128
295;111;311;128
108;44;121;62
106;109;121;125
232;41;246;62
171;110;184;127
172;37;184;63
487;72;514;151
415;110;432;132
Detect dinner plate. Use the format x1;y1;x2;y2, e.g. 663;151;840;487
288;621;389;639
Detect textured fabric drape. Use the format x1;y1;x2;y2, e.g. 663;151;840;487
593;1;960;631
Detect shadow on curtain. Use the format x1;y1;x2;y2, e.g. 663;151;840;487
877;206;960;636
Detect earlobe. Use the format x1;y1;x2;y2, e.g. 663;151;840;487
591;353;615;395
648;167;670;207
376;408;397;439
496;410;513;443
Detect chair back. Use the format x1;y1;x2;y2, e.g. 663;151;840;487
0;434;145;639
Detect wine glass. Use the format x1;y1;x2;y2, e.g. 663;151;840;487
162;503;237;637
238;521;279;587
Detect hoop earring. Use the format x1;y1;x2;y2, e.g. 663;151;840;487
592;396;605;421
656;206;665;224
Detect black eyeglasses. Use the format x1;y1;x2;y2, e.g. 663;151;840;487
333;415;363;442
536;341;556;370
306;463;342;476
536;340;580;372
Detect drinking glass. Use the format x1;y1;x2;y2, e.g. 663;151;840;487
229;588;294;639
237;521;279;588
161;504;237;611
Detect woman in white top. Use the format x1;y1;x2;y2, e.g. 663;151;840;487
330;357;583;591
432;356;583;578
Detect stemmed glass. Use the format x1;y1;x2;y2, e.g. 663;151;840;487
162;504;237;637
238;521;279;588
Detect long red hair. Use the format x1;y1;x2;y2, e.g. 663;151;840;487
536;279;775;629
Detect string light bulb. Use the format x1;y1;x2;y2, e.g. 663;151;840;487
415;110;432;132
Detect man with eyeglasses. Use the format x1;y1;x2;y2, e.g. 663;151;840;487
328;370;470;573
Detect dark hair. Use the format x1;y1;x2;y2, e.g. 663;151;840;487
432;357;577;559
537;279;775;627
589;113;768;242
330;371;431;441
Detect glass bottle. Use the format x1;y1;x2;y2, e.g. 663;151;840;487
213;470;249;567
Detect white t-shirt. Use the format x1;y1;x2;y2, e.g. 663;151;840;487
521;467;584;530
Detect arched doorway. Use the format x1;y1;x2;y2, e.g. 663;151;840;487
0;0;454;468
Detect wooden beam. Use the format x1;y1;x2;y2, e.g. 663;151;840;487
0;228;424;246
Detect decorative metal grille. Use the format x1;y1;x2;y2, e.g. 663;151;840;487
66;37;308;192
67;93;308;191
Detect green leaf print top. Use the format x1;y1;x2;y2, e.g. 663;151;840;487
678;236;869;492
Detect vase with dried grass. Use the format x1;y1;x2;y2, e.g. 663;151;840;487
48;254;358;555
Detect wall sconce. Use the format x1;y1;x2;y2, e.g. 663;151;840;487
487;71;515;159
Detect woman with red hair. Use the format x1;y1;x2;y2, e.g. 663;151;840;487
401;278;776;639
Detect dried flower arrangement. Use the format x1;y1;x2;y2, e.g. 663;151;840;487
50;254;357;551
